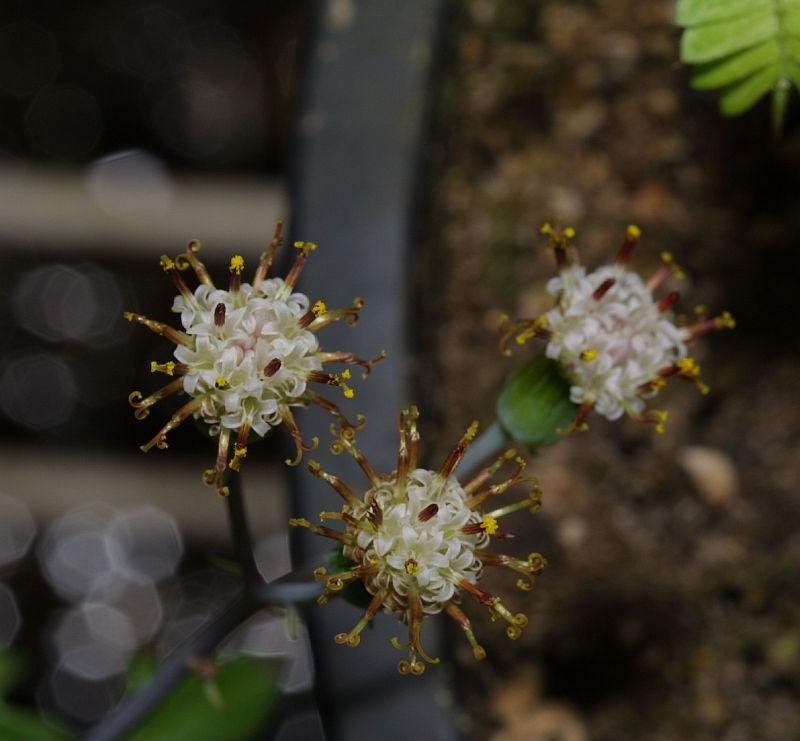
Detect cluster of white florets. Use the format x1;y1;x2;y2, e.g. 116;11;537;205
544;265;689;420
344;470;486;615
172;278;321;437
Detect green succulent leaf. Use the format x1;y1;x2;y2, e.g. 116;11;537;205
677;0;800;130
496;353;577;449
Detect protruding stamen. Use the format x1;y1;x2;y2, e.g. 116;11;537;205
635;408;669;434
445;602;486;661
686;310;736;339
540;222;576;271
150;361;187;376
128;378;184;420
282;407;319;466
264;358;282;377
395;409;412;498
392;591;439;675
228;255;244;292
328;422;380;485
139;397;202;452
334;589;386;648
289;519;351;543
647;251;684;292
305;391;366;431
318;350;387;378
307;460;360;507
498;315;550;356
466;456;531;509
228;424;250;472
418;503;438;522
593;277;616;300
160;255;194;300
484;488;544;520
124;312;193;347
459;579;527;639
253;220;284;286
440;420;479;478
659;357;709;395
658;291;680;313
476;550;547;591
406;405;420;471
558;401;593;435
305;297;365;331
464;449;517;495
284;241;317;292
202;427;232;496
615;224;641;265
175;240;214;286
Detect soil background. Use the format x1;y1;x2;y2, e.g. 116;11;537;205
414;2;800;739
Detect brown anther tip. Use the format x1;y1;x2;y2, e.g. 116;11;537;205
418;503;439;522
214;303;226;327
264;358;282;377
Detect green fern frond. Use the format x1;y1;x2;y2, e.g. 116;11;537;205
677;0;800;131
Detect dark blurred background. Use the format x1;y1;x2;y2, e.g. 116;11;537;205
0;0;313;731
0;0;799;739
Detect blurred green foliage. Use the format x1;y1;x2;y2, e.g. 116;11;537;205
677;0;800;131
130;656;281;741
0;651;67;740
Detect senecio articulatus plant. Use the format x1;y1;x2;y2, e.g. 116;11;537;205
291;408;546;676
125;221;385;495
500;224;735;435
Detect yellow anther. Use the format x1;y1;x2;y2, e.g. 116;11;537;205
539;223;554;235
651;409;669;435
229;255;245;274
718;311;736;329
229;445;247;471
342;386;355;399
312;300;327;317
150;361;176;376
160;256;175;272
580;348;598;362
215;377;229;389
694;305;708;315
481;516;499;536
465;421;479;441
677;357;700;377
341;369;352;380
627;224;642;239
650;378;667;391
661;251;673;264
404;559;420;576
293;241;318;252
661;251;684;279
563;226;576;239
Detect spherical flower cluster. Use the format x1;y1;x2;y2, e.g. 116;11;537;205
292;408;546;675
126;222;384;495
500;224;735;433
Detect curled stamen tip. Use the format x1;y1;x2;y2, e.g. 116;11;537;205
128;391;143;406
516;579;534;591
187;239;201;252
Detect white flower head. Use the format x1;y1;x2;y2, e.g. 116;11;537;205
501;224;735;434
126;222;385;495
292;409;546;676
